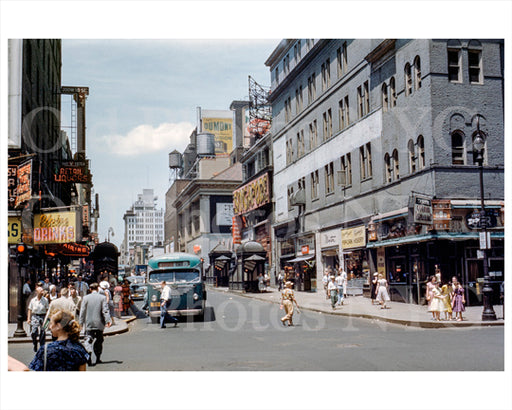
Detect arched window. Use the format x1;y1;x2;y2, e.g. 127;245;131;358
405;63;412;96
382;83;388;112
392;149;400;180
384;153;391;183
451;131;465;165
414;56;421;90
408;139;416;173
417;135;425;169
390;77;396;107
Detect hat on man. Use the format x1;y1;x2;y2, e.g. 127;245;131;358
99;280;110;290
285;281;293;288
373;273;379;277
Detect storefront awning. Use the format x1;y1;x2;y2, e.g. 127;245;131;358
287;254;315;263
367;231;504;248
245;254;266;261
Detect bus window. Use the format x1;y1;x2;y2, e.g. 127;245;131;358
175;271;200;283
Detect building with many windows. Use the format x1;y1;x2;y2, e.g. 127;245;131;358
122;189;164;267
266;39;504;304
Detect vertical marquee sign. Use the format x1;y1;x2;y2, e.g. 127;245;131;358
15;160;32;208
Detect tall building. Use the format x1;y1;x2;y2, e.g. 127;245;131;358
123;189;164;266
266;39;504;304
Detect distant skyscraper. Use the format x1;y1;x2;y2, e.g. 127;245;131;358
122;189;164;264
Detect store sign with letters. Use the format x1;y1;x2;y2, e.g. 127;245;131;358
233;173;270;215
412;195;433;225
34;211;78;244
341;226;366;250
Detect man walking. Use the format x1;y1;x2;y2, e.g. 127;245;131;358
74;274;89;297
26;285;49;352
79;283;111;366
160;281;178;328
335;272;344;306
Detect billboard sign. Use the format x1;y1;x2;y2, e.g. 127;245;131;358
202;117;233;154
15;160;32;207
34;211;79;244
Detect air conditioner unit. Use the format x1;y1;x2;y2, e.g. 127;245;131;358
290;189;306;206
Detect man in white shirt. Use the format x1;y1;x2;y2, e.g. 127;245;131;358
27;286;49;352
160;281;178;328
340;269;348;298
335;272;344;306
327;276;338;309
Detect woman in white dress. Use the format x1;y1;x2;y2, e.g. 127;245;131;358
375;274;391;309
428;282;446;321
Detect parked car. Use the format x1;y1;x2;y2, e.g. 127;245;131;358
126;275;147;300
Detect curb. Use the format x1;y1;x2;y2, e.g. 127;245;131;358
7;316;135;344
218;288;504;329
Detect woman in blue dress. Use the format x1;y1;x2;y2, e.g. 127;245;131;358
29;309;89;371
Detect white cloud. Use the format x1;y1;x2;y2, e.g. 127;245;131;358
101;122;195;156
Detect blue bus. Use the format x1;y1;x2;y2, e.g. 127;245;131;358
146;252;206;323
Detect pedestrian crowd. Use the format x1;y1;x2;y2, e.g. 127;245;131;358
426;272;465;321
12;269;120;371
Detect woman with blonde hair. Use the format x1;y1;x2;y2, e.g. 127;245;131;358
29;309;89;371
280;281;300;326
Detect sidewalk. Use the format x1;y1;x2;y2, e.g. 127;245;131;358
216;286;505;328
8;315;135;344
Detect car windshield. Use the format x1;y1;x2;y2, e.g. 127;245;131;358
148;270;200;284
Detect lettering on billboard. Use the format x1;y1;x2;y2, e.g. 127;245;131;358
8;165;18;210
233;173;270;215
15;160;32;207
34;211;77;244
8;217;22;244
216;203;234;226
202;118;233;154
53;160;91;184
413;195;433;225
341;226;366;250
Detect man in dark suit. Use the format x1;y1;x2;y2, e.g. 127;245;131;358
79;283;111;366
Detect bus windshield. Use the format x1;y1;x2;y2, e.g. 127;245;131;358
148;270;201;284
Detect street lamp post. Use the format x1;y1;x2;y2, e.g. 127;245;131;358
473;122;497;321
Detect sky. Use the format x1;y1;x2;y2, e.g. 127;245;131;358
60;39;278;247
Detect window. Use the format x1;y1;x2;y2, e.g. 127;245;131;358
414;56;421;90
417;135;425;169
325;162;334;194
337;42;347;77
274;67;279;84
287;186;294;211
408;139;416;173
382;83;389;112
323;109;332;141
392;149;400;180
297;130;305;158
448;47;462;82
295;86;303;113
390;77;396;107
468;40;482;84
321;58;330;91
360;142;372;180
296;40;301;60
341;153;352;186
384;153;392;183
311;170;319;200
286;138;294;165
405;63;412;96
284;54;290;74
357;82;369;118
284;97;292;122
451;131;465;165
344;95;350;125
308;73;316;104
309;120;318;149
364;81;370;114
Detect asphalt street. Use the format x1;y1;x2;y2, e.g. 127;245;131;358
8;288;504;371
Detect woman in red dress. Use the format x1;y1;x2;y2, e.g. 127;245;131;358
121;279;132;316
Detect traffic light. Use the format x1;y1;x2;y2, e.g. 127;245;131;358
16;243;28;266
